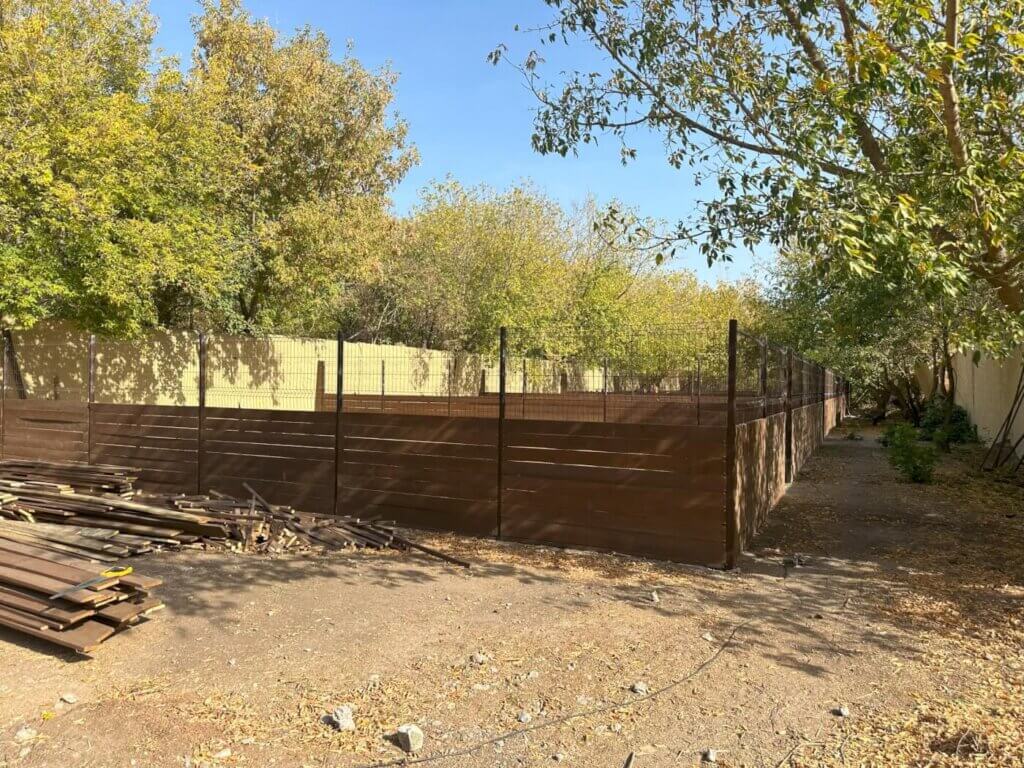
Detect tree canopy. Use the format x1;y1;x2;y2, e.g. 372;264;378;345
497;0;1024;337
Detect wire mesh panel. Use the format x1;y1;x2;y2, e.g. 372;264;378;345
206;334;336;412
505;324;730;426
340;341;499;419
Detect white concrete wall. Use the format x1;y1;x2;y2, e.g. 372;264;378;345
951;349;1024;446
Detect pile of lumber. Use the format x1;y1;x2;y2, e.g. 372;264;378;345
0;459;137;497
0;523;163;653
171;484;470;566
0;462;469;563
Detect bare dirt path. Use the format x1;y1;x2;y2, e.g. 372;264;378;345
1;426;1021;767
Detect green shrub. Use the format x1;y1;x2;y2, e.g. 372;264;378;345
920;396;976;446
885;423;937;483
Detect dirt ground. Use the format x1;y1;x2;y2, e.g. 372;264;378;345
1;425;1022;768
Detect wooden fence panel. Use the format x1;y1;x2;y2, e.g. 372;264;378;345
733;410;787;548
337;413;499;536
202;407;336;514
501;419;728;564
1;400;89;463
90;404;198;495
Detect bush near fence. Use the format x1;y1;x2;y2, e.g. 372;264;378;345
0;321;846;567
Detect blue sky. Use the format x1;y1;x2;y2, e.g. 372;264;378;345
149;0;763;283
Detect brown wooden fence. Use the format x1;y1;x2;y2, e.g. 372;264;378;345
0;322;847;567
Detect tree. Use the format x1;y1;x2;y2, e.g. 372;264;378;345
190;0;416;331
494;0;1024;326
0;0;242;335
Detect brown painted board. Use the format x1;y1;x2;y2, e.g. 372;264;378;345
0;610;116;653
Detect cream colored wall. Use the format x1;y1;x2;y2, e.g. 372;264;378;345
4;320;614;411
951;349;1024;446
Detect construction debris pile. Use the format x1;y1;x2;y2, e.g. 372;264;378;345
0;459;467;654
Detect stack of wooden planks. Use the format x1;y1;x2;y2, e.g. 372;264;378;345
0;459;138;497
0;523;163;653
0;462;468;562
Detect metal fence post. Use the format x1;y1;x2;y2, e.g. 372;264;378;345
334;331;344;517
497;327;507;540
785;348;793;483
197;332;206;495
696;356;702;426
522;357;527;418
87;334;95;463
761;338;768;419
0;330;5;459
448;356;454;417
602;356;608;423
380;359;385;412
725;320;739;569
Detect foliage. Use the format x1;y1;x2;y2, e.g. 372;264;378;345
0;0;413;336
328;179;764;371
884;423;937;482
190;0;416;332
0;0;243;335
920;395;976;445
498;0;1024;346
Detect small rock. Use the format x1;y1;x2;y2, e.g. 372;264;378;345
213;748;232;759
833;705;850;718
610;723;623;733
227;658;237;667
553;753;565;762
396;724;424;753
651;590;660;603
702;747;718;763
518;711;532;724
60;693;78;705
527;670;539;680
701;632;716;643
630;681;649;695
328;705;356;732
470;652;488;665
14;726;37;743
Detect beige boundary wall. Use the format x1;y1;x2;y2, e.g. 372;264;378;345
950;349;1024;448
3;321;623;410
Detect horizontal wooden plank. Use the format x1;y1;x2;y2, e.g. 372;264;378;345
90;423;198;441
339;472;495;502
341;448;494;473
203;440;332;462
205;407;335;426
338;487;496;516
2;400;89;414
338;463;497;493
202;453;334;483
341;436;493;460
204;427;333;448
500;517;724;565
338;413;499;438
505;419;726;442
501;477;725;514
91;404;199;418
